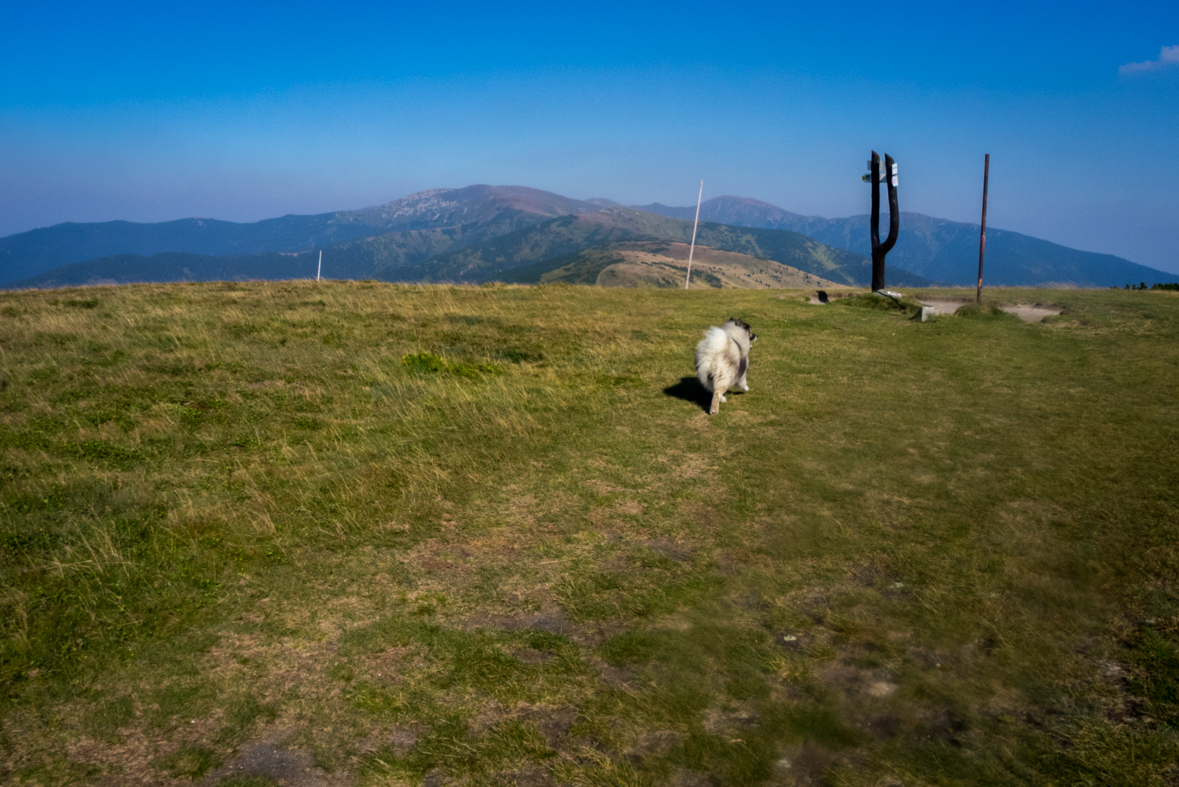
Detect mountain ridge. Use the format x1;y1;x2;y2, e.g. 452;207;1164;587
10;207;926;290
5;185;1171;289
634;196;1173;288
0;185;608;286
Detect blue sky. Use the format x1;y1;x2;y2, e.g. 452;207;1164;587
2;1;1177;273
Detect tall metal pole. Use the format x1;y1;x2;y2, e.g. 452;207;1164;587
976;154;989;303
684;180;703;289
317;250;323;282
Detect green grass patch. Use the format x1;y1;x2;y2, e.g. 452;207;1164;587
402;350;502;378
1;281;1177;785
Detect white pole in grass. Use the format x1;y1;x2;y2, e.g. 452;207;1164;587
684;180;703;289
316;250;322;282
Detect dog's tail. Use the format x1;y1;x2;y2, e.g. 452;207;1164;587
695;326;731;389
698;325;729;356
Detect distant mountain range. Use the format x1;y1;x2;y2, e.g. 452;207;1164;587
0;186;605;284
634;196;1173;288
4;187;929;290
2;186;1171;290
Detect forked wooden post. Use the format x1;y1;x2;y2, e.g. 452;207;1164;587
866;151;899;292
684;180;703;289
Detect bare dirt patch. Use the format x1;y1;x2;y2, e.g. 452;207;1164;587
462;607;573;636
63;727;186;787
583;479;629;495
917;299;969;314
642;538;695;563
917;299;1063;322
201;742;351;786
1001;303;1063;322
596;243;844;290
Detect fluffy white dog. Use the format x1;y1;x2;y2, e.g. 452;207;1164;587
695;318;757;415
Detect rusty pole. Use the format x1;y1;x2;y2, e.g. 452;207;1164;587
869;152;881;289
976;154;989;304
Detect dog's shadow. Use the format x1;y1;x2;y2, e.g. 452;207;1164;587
663;376;714;413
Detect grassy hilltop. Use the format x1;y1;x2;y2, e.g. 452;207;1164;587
1;282;1177;785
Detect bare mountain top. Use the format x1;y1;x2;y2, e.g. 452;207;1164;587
344;185;606;229
511;240;846;289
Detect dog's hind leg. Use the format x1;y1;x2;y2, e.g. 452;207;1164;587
709;387;727;415
736;358;749;391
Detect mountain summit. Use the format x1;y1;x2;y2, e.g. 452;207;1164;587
342;185;607;231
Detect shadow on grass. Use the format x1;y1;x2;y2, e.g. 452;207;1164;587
664;376;711;414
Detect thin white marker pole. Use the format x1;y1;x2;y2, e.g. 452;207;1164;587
316;250;322;282
684;180;703;289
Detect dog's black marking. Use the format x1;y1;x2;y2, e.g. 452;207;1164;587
729;317;757;343
737;357;747;380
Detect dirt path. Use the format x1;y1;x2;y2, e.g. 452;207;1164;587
918;299;1061;322
806;294;1062;322
1000;304;1063;321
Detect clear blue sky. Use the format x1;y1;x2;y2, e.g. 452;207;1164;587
3;0;1177;273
